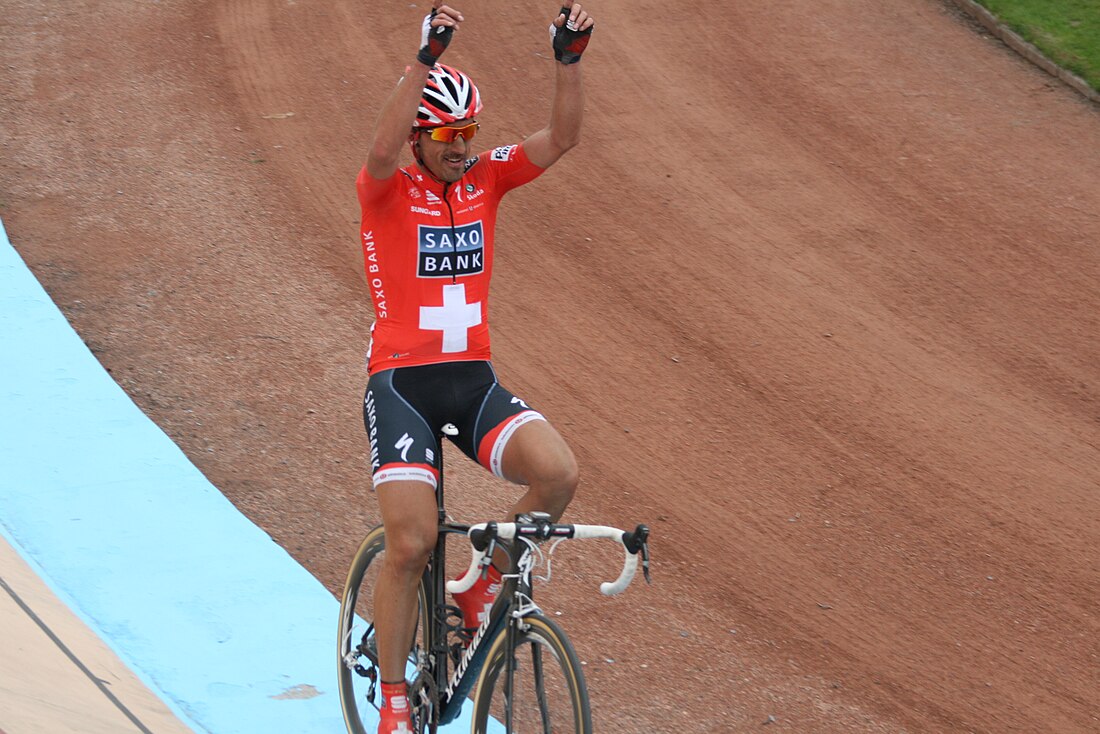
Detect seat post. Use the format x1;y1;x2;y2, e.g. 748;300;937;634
437;423;458;522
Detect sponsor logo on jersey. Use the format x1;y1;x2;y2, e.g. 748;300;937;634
491;145;516;162
455;183;486;203
363;230;388;318
417;221;485;277
425;190;442;204
452;203;485;215
410;205;442;217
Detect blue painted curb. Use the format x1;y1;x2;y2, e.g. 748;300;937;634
0;217;351;733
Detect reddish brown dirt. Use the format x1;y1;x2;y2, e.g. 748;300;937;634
3;1;1100;731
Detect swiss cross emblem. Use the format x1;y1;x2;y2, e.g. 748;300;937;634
419;283;482;352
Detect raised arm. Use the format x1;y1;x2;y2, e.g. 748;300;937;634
366;2;464;181
524;3;595;169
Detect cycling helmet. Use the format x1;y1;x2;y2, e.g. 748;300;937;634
414;63;483;127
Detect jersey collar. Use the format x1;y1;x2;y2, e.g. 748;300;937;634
408;159;478;198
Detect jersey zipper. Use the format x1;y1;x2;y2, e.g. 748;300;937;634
442;181;458;285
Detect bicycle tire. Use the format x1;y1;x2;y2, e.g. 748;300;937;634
338;525;433;734
471;614;592;734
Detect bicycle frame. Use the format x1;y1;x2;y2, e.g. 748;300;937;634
421;436;538;728
431;526;528;726
345;428;648;733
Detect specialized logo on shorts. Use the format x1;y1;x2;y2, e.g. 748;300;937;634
418;221;485;277
395;433;414;462
491;145;516;162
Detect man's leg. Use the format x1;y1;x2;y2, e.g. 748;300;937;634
373;480;439;683
444;365;578;627
498;419;579;521
450;418;578;633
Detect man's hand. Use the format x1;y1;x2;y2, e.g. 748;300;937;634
418;2;464;68
549;4;594;65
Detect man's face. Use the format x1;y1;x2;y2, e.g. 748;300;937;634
415;119;478;184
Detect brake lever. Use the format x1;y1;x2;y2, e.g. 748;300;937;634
479;538;497;579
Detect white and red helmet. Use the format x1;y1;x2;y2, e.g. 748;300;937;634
415;63;483;127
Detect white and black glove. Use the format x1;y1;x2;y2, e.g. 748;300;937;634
418;9;455;67
549;5;594;65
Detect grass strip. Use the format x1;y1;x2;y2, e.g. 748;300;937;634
973;0;1100;91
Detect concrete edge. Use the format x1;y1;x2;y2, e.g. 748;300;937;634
946;0;1100;105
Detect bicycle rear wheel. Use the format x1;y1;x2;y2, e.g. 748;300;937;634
337;525;433;734
471;614;591;734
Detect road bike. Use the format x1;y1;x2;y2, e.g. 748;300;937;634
337;425;651;733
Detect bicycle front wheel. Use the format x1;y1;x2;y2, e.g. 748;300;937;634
337;525;432;734
471;614;591;734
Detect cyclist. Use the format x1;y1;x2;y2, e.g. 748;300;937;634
355;2;595;732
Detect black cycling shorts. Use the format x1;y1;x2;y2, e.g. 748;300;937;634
363;361;545;489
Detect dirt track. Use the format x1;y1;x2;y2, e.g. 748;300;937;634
3;1;1099;731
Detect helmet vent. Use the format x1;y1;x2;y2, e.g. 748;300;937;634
414;64;483;127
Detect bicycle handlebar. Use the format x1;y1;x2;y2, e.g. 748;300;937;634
446;520;650;597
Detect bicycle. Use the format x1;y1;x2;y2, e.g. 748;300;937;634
338;424;651;733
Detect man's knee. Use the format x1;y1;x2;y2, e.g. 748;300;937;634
377;480;439;574
383;516;437;575
550;456;579;498
530;454;578;513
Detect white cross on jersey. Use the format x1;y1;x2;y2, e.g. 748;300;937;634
419;283;482;353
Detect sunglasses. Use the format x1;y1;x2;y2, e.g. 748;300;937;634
424;122;480;143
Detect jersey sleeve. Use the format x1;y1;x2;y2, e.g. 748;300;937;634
478;143;546;195
356;165;403;212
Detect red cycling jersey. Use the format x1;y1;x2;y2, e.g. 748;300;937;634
357;144;544;374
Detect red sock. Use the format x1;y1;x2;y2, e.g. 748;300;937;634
379;681;411;733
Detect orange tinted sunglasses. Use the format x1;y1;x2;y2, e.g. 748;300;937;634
425;122;480;143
